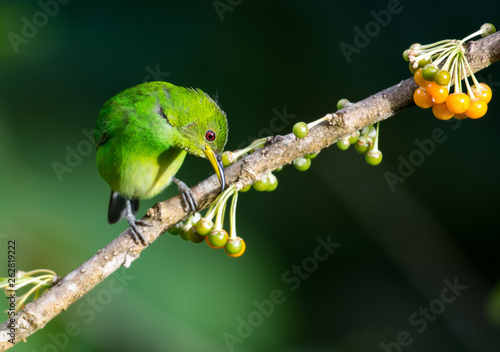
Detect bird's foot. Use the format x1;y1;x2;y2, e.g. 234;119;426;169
172;177;198;214
126;214;151;246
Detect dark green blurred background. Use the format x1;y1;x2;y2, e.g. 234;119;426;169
1;1;500;351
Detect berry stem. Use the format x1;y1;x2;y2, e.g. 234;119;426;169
462;55;481;88
307;114;331;129
13;275;53;290
229;190;239;239
233;138;267;159
416;39;452;50
213;186;236;230
441;47;460;73
432;45;458;67
446;53;458;92
16;278;52;312
357;124;371;146
453;55;462;93
461;59;475;99
204;199;218;222
23;269;57;277
411;41;455;62
373;122;380;152
205;185;237;221
460;29;483;43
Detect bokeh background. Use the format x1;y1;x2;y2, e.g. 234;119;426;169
1;1;500;351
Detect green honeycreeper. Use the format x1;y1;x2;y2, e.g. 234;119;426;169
94;82;228;245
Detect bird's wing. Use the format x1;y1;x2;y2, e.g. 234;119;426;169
107;191;139;224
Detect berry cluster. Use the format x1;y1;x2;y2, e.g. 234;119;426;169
170;186;246;257
249;172;278;192
404;23;495;120
292;120;324;171
336;99;383;166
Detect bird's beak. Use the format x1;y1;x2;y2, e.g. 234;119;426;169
204;146;226;191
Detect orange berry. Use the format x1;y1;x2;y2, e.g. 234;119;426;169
465;99;488;119
432;103;454;120
426;81;449;104
446;93;470;114
414;68;431;87
471;83;492;103
454;113;468;120
226;238;246;258
413;87;433;109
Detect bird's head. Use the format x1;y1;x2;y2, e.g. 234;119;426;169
178;109;228;190
164;85;228;190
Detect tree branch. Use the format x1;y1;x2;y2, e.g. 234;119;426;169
1;32;499;350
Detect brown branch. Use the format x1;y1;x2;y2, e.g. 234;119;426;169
1;32;499;350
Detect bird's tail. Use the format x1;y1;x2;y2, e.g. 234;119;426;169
108;191;139;224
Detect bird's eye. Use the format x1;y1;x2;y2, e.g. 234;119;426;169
205;130;216;142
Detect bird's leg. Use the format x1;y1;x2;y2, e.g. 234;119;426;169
125;199;151;246
172;177;198;214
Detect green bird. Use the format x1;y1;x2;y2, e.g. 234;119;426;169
94;81;228;245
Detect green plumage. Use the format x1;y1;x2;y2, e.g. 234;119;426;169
94;81;228;240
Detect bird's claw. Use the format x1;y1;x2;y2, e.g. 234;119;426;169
126;215;151;246
172;177;198;214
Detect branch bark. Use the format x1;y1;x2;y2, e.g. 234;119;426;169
1;32;499;350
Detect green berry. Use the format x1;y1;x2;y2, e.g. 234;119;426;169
179;229;190;241
195;218;214;236
274;165;284;172
187;226;205;243
337;138;350;151
403;49;410;62
305;153;318;159
234;150;248;161
207;230;228;248
409;62;418;75
293;157;311;171
337;99;352;109
355;140;370;155
409;43;421;51
266;173;278;192
348;131;360;144
365;150;383;166
422;64;438;81
253;175;270;191
293;122;309;138
418;57;431;68
434;70;451;86
367;126;377;139
168;223;183;236
240;184;252;192
481;23;496;37
221;151;234;167
224;237;244;255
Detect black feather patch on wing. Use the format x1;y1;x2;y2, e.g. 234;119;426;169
157;103;171;125
108;191;139;224
95;131;109;150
